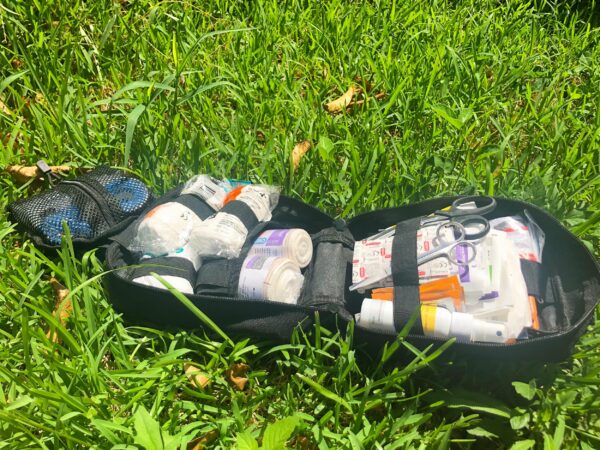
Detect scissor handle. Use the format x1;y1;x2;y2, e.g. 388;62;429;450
445;241;477;266
453;214;490;240
451;196;497;216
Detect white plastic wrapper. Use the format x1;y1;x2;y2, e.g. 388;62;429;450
181;175;228;211
490;212;545;263
191;185;280;258
238;255;304;304
130;202;202;257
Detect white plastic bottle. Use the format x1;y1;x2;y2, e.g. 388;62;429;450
420;304;507;343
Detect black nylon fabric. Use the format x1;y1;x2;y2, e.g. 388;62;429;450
175;194;216;219
520;260;546;300
97;194;600;363
8;166;153;249
391;218;423;333
129;256;196;280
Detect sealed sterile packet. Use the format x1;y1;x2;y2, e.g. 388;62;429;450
8;166;154;249
103;193;600;363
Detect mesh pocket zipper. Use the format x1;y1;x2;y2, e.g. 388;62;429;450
60;180;117;227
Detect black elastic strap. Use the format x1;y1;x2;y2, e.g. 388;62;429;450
130;256;196;280
175;194;215;220
221;200;259;231
195;259;236;296
312;227;354;249
391;217;423;333
520;260;546;299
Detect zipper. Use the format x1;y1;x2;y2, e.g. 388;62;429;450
60;180;117;227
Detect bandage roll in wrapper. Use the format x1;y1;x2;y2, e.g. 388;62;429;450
238;256;304;304
129;175;227;292
192;185;280;258
247;228;313;268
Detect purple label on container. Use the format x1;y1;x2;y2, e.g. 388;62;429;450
245;255;268;270
265;229;288;246
456;244;470;282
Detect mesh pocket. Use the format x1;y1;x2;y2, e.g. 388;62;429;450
8;166;153;247
9;185;109;245
77;166;153;222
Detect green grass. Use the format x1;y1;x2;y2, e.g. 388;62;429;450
1;0;599;448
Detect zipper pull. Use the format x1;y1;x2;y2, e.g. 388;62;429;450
36;160;62;186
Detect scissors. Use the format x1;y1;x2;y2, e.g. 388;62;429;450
417;221;477;266
420;196;496;240
349;222;477;292
370;196;496;241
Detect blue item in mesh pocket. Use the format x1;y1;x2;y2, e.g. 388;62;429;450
40;205;94;245
104;178;149;213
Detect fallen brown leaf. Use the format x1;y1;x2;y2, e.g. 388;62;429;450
324;85;360;113
184;363;211;389
187;430;219;450
292;140;312;170
46;278;72;344
5;164;73;184
0;98;12;115
226;363;249;391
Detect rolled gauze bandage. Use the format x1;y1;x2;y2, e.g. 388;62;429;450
133;202;204;256
129;179;219;293
238;256;304;304
247;229;313;268
192;185;280;258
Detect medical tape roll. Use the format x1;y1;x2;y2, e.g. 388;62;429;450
238;256;304;304
247;229;313;268
192;186;277;258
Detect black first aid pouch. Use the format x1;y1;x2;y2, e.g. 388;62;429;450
8;165;154;249
101;185;600;363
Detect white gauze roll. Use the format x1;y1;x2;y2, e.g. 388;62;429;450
238;256;304;304
192;185;279;258
132;202;202;257
248;229;313;268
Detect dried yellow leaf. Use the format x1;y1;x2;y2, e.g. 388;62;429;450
226;363;250;391
5;164;73;184
292;140;312;170
184;363;211;389
186;430;219;450
324;85;359;113
45;278;72;344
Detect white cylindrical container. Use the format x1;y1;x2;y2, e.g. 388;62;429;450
238;256;304;304
420;304;507;343
248;229;313;268
356;298;395;333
